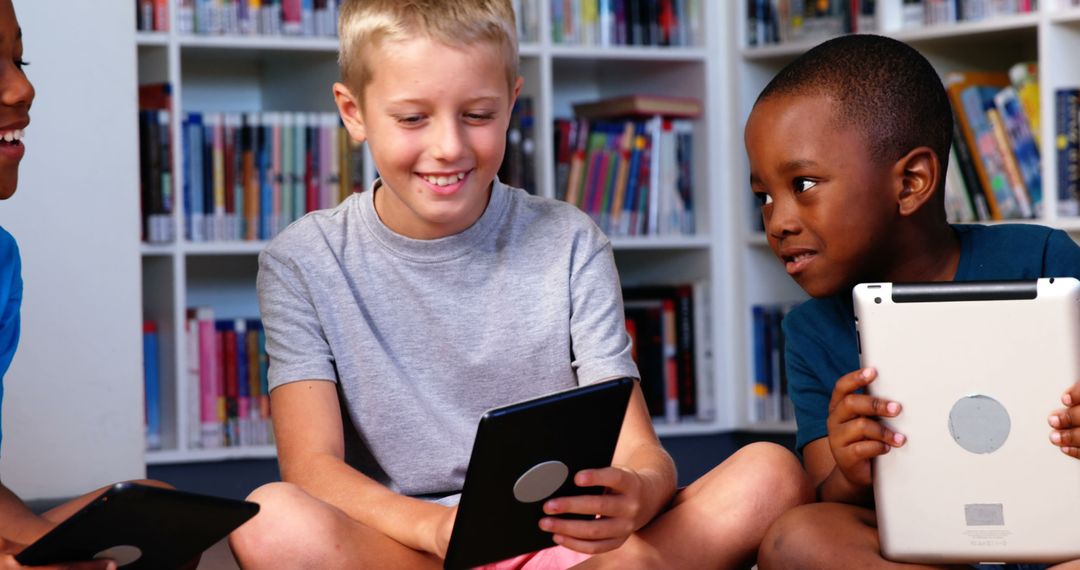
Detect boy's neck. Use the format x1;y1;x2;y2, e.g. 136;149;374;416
881;220;960;284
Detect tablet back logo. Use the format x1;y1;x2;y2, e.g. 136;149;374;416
948;395;1010;454
513;460;569;503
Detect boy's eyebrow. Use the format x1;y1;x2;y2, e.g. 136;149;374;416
386;94;504;107
779;159;819;173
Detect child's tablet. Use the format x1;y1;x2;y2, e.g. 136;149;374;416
443;377;634;570
15;482;259;569
854;278;1080;564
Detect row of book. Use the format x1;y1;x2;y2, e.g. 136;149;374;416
551;0;701;47
554;95;699;237
943;65;1046;223
139;106;366;244
896;0;1037;29
144;313;276;451
175;0;342;37
189;311;274;449
750;303;795;425
624;284;713;423
136;0;170;32
747;0;877;47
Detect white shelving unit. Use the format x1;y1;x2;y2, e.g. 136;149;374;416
138;1;734;465
728;4;1080;433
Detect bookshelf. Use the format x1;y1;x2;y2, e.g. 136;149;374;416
136;0;730;465
731;2;1080;433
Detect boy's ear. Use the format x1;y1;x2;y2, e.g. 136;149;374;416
333;82;367;143
510;76;524;109
893;146;940;217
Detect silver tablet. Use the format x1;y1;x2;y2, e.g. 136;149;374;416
854;278;1080;564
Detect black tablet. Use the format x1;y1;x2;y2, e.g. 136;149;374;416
443;376;634;570
16;482;259;570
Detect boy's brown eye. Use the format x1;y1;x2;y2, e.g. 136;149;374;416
754;192;773;206
793;178;817;193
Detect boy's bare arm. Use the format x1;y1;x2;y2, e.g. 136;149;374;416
270;381;453;557
537;382;676;554
0;481;49;544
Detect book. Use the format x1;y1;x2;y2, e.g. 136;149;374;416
196;307;222;448
957;83;1024;219
143;321;162;451
993;86;1042;216
944;71;1012;219
572;94;702;120
1056;88;1080;218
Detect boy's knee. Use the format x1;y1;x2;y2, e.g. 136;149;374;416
231;482;333;563
758;503;830;568
729;442;812;506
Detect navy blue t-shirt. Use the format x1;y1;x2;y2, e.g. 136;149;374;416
785;224;1080;453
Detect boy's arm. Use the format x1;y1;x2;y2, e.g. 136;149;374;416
538;382;676;554
271;380;454;557
0;482;50;544
808;368;904;506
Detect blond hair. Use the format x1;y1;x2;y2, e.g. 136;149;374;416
338;0;519;99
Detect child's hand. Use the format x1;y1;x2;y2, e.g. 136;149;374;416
537;467;645;554
0;537;116;570
1048;381;1080;458
827;368;906;488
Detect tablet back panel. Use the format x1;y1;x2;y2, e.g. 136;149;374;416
16;482;259;569
854;278;1080;564
444;377;633;570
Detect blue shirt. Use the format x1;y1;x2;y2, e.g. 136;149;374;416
0;226;21;450
785;224;1080;453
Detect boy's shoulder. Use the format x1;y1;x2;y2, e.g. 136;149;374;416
955;223;1080;279
497;182;610;249
262;194;359;261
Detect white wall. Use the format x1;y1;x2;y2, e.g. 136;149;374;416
0;0;144;499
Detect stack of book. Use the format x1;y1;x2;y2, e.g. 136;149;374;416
554;94;698;237
551;0;701;47
1058;86;1080;217
944;63;1045;222
138;84;175;244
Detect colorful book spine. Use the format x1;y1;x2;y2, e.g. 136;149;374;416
197;307;222;448
1056;88;1080;218
143;320;162;450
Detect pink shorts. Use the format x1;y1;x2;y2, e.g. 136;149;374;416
473;546;591;570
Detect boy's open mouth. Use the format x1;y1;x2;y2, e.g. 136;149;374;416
782;251;816;274
0;129;24;146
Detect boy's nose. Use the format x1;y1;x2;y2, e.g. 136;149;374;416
430;118;464;161
765;196;801;238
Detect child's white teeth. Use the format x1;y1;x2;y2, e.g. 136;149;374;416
423;172;466;186
1;130;23;143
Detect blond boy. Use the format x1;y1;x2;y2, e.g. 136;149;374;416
229;2;809;568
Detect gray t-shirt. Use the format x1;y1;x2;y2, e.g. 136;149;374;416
257;179;639;497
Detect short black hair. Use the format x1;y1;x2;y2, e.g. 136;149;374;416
757;34;952;181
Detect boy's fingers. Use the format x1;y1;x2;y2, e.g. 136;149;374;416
1050;428;1080;447
573;467;628;491
1048;408;1079;429
829;393;902;430
839;417;906;448
541;515;632;542
1058;446;1080;459
848;439;894;461
545;494;623;518
828;368;876;412
1062;381;1080;407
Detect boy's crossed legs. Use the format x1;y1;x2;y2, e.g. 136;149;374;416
231;442;810;569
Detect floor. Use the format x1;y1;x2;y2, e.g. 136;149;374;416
199;539;240;570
